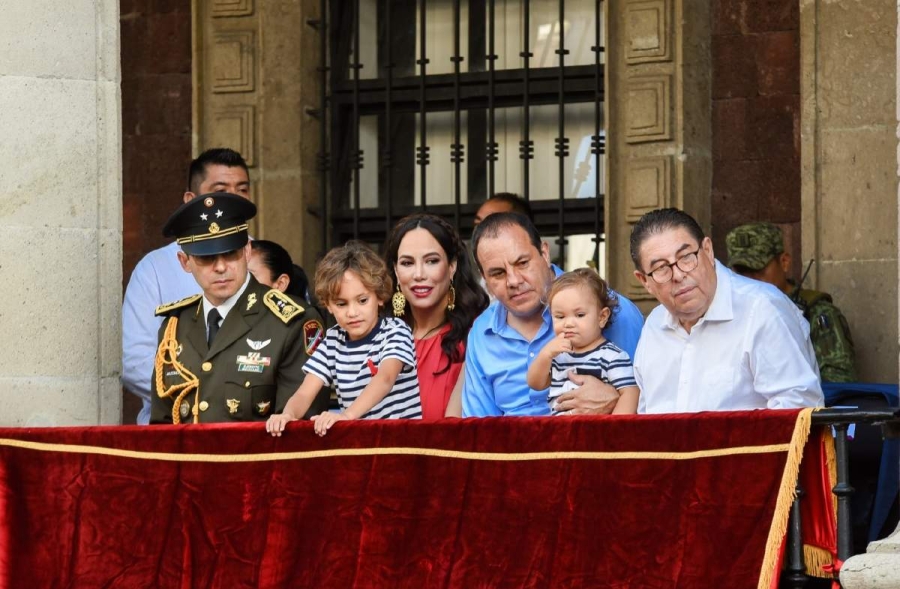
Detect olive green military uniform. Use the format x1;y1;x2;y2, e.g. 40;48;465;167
789;281;857;383
150;275;329;424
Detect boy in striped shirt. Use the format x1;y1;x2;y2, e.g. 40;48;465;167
267;241;421;436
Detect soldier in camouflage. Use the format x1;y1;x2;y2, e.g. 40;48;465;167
725;222;857;383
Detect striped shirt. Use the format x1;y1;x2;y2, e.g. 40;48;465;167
548;340;636;414
303;317;422;419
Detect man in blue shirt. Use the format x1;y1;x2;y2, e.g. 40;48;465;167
463;213;644;416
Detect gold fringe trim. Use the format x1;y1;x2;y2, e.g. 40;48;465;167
0;439;790;464
153;317;200;424
804;544;834;579
756;407;814;589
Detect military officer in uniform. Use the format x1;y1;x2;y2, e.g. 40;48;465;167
150;192;329;424
726;222;857;383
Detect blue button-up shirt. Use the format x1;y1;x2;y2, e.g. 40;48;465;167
462;266;644;417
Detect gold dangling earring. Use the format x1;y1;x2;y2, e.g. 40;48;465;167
447;282;456;312
392;284;407;317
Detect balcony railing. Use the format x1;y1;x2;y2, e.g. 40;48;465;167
786;408;900;587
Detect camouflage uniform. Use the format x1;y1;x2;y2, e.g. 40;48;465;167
788;281;857;382
725;222;857;383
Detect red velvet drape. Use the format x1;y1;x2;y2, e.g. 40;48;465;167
0;411;810;589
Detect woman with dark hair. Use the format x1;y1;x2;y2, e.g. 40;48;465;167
384;214;489;419
248;240;310;301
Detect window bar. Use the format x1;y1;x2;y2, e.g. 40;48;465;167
487;0;497;197
351;0;363;239
383;0;394;237
416;0;430;210
451;0;464;228
519;0;533;201
591;0;604;268
317;0;330;254
555;0;570;265
833;424;855;562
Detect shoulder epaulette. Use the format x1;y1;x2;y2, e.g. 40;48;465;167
263;290;306;324
155;294;202;317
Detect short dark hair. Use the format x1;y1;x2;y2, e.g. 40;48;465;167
187;148;249;194
249;240;310;300
548;268;618;328
484;192;533;221
471;212;542;273
629;208;705;270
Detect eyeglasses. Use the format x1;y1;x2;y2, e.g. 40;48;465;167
645;247;702;284
190;249;244;267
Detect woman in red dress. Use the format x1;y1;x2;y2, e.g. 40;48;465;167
384;214;489;419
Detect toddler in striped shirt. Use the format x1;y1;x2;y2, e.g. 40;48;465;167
267;241;422;437
527;268;639;415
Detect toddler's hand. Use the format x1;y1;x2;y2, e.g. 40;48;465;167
266;413;296;437
311;411;349;437
544;333;575;358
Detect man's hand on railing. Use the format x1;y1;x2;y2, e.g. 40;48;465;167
553;373;619;415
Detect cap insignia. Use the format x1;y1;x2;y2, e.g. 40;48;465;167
209;222;220;234
204;197;214;207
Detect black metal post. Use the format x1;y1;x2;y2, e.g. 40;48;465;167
555;0;570;264
317;0;329;254
351;0;362;239
833;423;855;562
519;0;532;201
416;0;429;210
784;483;808;588
487;0;497;198
592;0;604;268
383;0;394;236
451;0;464;228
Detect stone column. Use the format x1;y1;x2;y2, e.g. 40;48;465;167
800;0;899;383
606;0;712;308
193;0;323;271
0;1;123;426
839;2;900;586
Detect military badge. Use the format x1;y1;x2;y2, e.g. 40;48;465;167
263;290;305;324
246;293;257;311
209;222;220;234
226;399;240;414
304;320;324;355
204;197;214;207
179;402;191;419
255;401;272;416
237;352;270;373
246;338;270;351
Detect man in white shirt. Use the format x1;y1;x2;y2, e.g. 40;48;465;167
122;148;252;424
630;208;823;413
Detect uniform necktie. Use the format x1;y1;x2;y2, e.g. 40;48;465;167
207;308;222;347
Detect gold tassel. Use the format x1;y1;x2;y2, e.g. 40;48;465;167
154;317;200;424
803;544;834;579
756;408;814;589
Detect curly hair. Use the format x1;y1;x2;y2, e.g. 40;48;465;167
384;214;489;373
314;240;392;306
548;268;618;328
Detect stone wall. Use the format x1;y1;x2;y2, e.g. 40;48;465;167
0;0;123;426
711;0;802;276
800;0;899;383
121;0;193;422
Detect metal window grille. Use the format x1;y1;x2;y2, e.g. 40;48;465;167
313;0;606;269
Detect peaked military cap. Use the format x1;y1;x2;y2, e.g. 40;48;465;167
163;192;257;256
725;222;785;271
